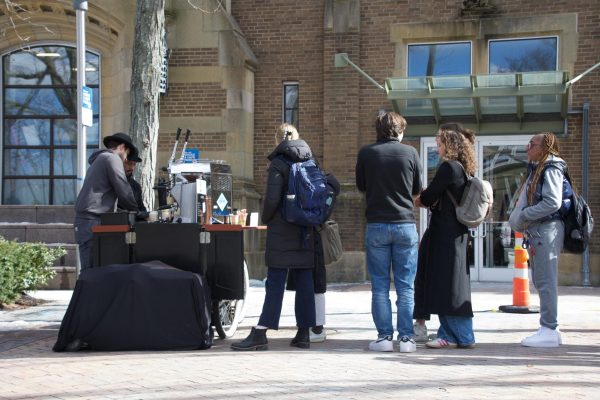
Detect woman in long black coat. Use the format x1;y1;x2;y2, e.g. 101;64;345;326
414;123;477;349
231;123;317;351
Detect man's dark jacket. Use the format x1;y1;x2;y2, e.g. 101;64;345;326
356;137;422;223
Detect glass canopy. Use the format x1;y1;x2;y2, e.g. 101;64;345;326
384;71;569;136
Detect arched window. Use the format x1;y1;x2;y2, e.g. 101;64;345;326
2;44;100;205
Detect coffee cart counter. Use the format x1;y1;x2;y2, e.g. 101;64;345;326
92;222;266;338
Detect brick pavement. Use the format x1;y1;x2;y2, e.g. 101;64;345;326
1;283;599;399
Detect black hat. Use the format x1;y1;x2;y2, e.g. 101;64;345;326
127;148;142;163
103;132;137;154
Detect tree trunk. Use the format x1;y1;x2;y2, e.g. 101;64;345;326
129;0;165;210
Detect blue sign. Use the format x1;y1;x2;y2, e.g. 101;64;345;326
82;86;93;127
183;148;199;163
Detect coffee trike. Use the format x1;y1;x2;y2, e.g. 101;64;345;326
92;133;260;339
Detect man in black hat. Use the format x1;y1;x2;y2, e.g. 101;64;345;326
74;132;139;271
119;149;148;217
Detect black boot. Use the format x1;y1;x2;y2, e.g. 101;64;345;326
230;328;268;351
290;327;310;349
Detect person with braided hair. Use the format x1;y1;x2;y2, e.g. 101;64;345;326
509;132;566;348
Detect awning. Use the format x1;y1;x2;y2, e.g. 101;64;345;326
385;71;569;136
333;53;598;137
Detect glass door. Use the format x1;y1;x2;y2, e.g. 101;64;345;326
420;135;530;282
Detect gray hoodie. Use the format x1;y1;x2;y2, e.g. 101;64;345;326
74;149;138;218
509;155;565;232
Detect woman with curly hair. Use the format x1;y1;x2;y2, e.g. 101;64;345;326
509;132;565;347
414;122;477;349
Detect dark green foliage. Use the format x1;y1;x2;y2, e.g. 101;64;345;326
0;236;65;305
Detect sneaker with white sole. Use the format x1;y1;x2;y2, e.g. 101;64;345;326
398;336;417;353
426;338;457;349
521;326;561;348
556;328;563;345
413;322;428;343
369;336;393;352
310;328;326;343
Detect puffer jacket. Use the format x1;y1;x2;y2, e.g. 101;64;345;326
262;139;316;269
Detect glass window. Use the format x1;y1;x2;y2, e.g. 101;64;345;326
4;149;50;176
283;83;299;129
489;37;558;73
3;46;100;86
2;45;100;205
4;119;50;145
4;88;76;115
407;42;471;116
2;179;49;205
408;42;471;77
53;179;77;205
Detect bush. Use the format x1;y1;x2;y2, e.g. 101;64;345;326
0;236;66;305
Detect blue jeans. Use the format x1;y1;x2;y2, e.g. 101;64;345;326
437;315;475;346
366;223;418;339
258;267;315;329
74;217;100;271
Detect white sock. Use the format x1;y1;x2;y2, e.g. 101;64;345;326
315;293;326;327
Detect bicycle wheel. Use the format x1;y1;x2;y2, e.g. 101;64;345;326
213;260;249;339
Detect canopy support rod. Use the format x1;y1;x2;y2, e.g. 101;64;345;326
334;53;385;91
565;60;600;88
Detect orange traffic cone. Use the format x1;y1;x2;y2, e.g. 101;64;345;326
499;231;539;314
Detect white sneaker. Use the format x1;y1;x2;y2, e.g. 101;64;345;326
398;336;417;353
310;328;326;343
413;322;428;343
369;336;393;352
521;326;561;348
556;328;563;345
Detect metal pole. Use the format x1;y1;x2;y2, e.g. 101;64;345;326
74;0;88;194
334;53;385;91
581;102;591;286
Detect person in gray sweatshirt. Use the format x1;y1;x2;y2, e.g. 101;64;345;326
509;132;566;348
74;132;139;271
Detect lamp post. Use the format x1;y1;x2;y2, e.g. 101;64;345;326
74;0;88;193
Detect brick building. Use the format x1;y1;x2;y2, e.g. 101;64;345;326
0;0;598;285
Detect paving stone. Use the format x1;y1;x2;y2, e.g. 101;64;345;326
0;283;598;399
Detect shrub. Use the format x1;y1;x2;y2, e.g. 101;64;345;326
0;236;66;305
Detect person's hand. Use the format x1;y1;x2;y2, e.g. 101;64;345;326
414;195;424;208
136;211;149;221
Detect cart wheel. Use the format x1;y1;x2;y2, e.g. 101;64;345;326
214;260;250;339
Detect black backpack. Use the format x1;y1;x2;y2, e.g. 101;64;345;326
562;171;594;254
543;163;594;254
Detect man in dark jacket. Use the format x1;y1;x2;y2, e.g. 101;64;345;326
74;132;139;271
356;112;422;353
231;123;317;351
119;150;147;216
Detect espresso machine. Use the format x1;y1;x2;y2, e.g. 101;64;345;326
162;128;233;224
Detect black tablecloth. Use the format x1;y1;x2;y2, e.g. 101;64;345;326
53;261;213;351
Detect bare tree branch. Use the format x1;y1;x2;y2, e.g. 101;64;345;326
1;0;55;42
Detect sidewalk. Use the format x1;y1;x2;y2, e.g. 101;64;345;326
1;282;599;399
